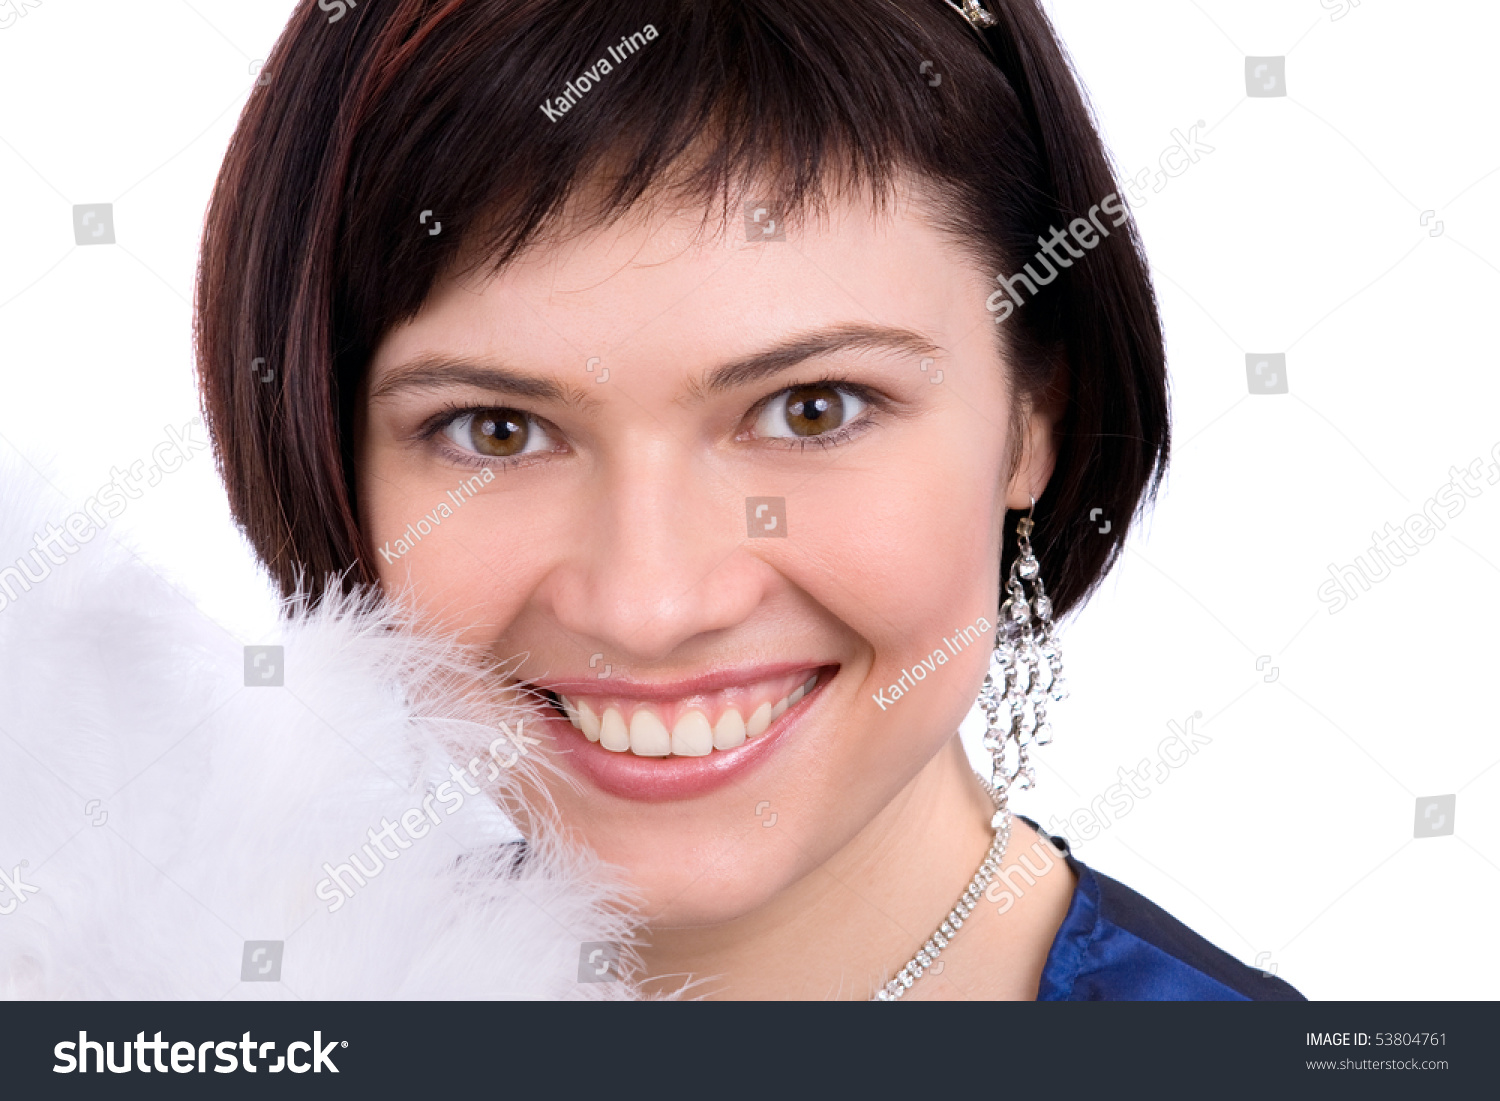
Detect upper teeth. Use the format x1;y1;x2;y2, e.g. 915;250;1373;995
557;675;819;757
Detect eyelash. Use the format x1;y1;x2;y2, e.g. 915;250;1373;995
416;376;891;469
741;376;888;451
412;403;558;472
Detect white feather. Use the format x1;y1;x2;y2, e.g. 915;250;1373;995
0;459;649;1000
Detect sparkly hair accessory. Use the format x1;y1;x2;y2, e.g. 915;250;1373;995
943;0;999;31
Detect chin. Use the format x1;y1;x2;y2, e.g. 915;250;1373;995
601;838;807;930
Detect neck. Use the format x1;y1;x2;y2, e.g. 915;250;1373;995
635;735;997;1000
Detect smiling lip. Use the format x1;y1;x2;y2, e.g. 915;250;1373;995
524;663;835;802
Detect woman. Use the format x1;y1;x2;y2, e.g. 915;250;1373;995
192;0;1304;1000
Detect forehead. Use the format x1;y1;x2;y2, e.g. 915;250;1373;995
370;178;994;377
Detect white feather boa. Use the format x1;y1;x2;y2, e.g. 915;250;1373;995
0;462;646;1000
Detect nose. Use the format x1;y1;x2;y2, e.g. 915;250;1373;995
543;437;772;664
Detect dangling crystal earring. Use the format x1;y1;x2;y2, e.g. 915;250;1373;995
871;499;1069;1000
977;497;1068;828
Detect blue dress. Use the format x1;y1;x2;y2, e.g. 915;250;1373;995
1020;818;1306;1001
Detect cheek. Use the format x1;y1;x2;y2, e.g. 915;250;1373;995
358;461;546;642
784;443;1003;638
762;435;1007;744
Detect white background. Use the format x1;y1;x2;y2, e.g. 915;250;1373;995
0;0;1495;999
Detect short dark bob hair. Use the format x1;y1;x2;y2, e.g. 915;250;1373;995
195;0;1168;622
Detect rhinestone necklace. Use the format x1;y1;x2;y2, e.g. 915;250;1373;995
871;773;1012;1000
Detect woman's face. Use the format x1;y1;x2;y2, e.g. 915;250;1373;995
356;179;1056;926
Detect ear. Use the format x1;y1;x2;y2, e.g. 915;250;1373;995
1003;381;1066;510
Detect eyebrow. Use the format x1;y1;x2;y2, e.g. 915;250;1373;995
699;322;942;395
368;323;942;405
368;357;577;405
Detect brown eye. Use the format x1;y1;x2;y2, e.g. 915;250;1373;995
443;408;553;460
751;384;867;440
471;409;528;455
780;385;846;436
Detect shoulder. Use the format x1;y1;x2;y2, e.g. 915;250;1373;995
1021;820;1306;1001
